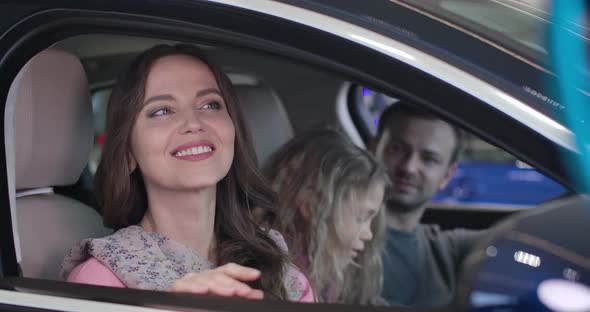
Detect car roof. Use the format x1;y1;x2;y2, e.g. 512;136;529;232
277;0;588;145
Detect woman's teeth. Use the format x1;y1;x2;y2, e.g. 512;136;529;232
174;146;212;156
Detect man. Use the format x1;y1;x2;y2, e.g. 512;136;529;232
371;102;482;307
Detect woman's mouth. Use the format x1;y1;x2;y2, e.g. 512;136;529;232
171;141;216;161
173;145;213;156
351;248;363;258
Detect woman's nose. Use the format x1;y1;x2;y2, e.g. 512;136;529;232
360;226;373;241
179;110;204;133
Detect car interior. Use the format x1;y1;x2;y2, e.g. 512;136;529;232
4;32;571;308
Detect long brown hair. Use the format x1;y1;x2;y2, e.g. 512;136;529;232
95;44;286;299
265;128;388;304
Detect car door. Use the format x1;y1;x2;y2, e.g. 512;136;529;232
0;0;581;311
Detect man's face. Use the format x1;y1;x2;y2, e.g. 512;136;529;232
375;114;457;213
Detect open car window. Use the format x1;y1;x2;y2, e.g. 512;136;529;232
350;86;567;211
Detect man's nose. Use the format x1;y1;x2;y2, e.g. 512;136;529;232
399;154;420;173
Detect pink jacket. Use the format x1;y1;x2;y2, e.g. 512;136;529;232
64;226;314;302
68;257;314;302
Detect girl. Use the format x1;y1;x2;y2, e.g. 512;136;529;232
61;44;312;302
265;128;389;304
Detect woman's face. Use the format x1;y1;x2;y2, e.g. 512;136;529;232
340;182;385;261
129;54;235;192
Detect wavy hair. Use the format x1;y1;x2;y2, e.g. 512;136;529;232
265;128;388;304
94;44;287;299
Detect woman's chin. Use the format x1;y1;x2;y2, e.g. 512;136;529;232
170;179;223;191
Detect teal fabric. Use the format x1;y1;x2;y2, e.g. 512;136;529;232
381;224;482;307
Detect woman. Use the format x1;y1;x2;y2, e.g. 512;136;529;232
265;128;389;304
61;44;312;302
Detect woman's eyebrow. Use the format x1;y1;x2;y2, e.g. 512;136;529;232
369;208;378;216
143;94;175;106
143;88;220;107
196;88;222;98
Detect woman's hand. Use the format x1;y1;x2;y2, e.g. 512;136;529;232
170;263;264;299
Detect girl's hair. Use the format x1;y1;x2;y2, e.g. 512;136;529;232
265;128;388;304
340;207;387;305
95;44;287;299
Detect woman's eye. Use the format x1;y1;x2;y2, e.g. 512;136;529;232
356;214;367;223
201;101;221;110
150;107;172;117
358;210;375;223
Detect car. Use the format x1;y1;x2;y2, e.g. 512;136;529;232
0;0;588;311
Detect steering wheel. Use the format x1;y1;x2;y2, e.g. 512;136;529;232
455;195;590;312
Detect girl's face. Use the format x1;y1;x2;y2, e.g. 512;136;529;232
340;182;385;260
129;54;235;192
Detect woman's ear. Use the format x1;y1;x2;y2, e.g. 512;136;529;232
127;152;137;174
297;200;311;220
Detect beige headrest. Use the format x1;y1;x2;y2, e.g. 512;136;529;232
8;48;93;190
235;83;293;165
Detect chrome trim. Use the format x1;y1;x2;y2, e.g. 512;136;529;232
207;0;576;151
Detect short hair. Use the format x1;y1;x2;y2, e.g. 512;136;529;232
376;102;465;164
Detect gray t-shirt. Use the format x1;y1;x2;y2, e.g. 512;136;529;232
381;224;483;307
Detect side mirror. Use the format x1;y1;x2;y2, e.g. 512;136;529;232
455;195;590;312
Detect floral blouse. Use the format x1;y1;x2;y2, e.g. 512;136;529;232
61;225;314;302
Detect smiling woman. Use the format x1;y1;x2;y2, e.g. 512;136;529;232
129;53;235;195
60;44;313;302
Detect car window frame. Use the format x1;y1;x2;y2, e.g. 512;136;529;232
0;2;578;310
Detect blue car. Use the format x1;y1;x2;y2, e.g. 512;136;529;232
433;162;567;208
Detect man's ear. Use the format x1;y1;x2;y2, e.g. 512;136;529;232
372;129;391;161
127;152;137;174
439;163;457;190
368;138;377;154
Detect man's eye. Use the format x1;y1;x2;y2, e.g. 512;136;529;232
151;107;172;117
388;143;402;152
201;101;221;110
424;157;439;164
